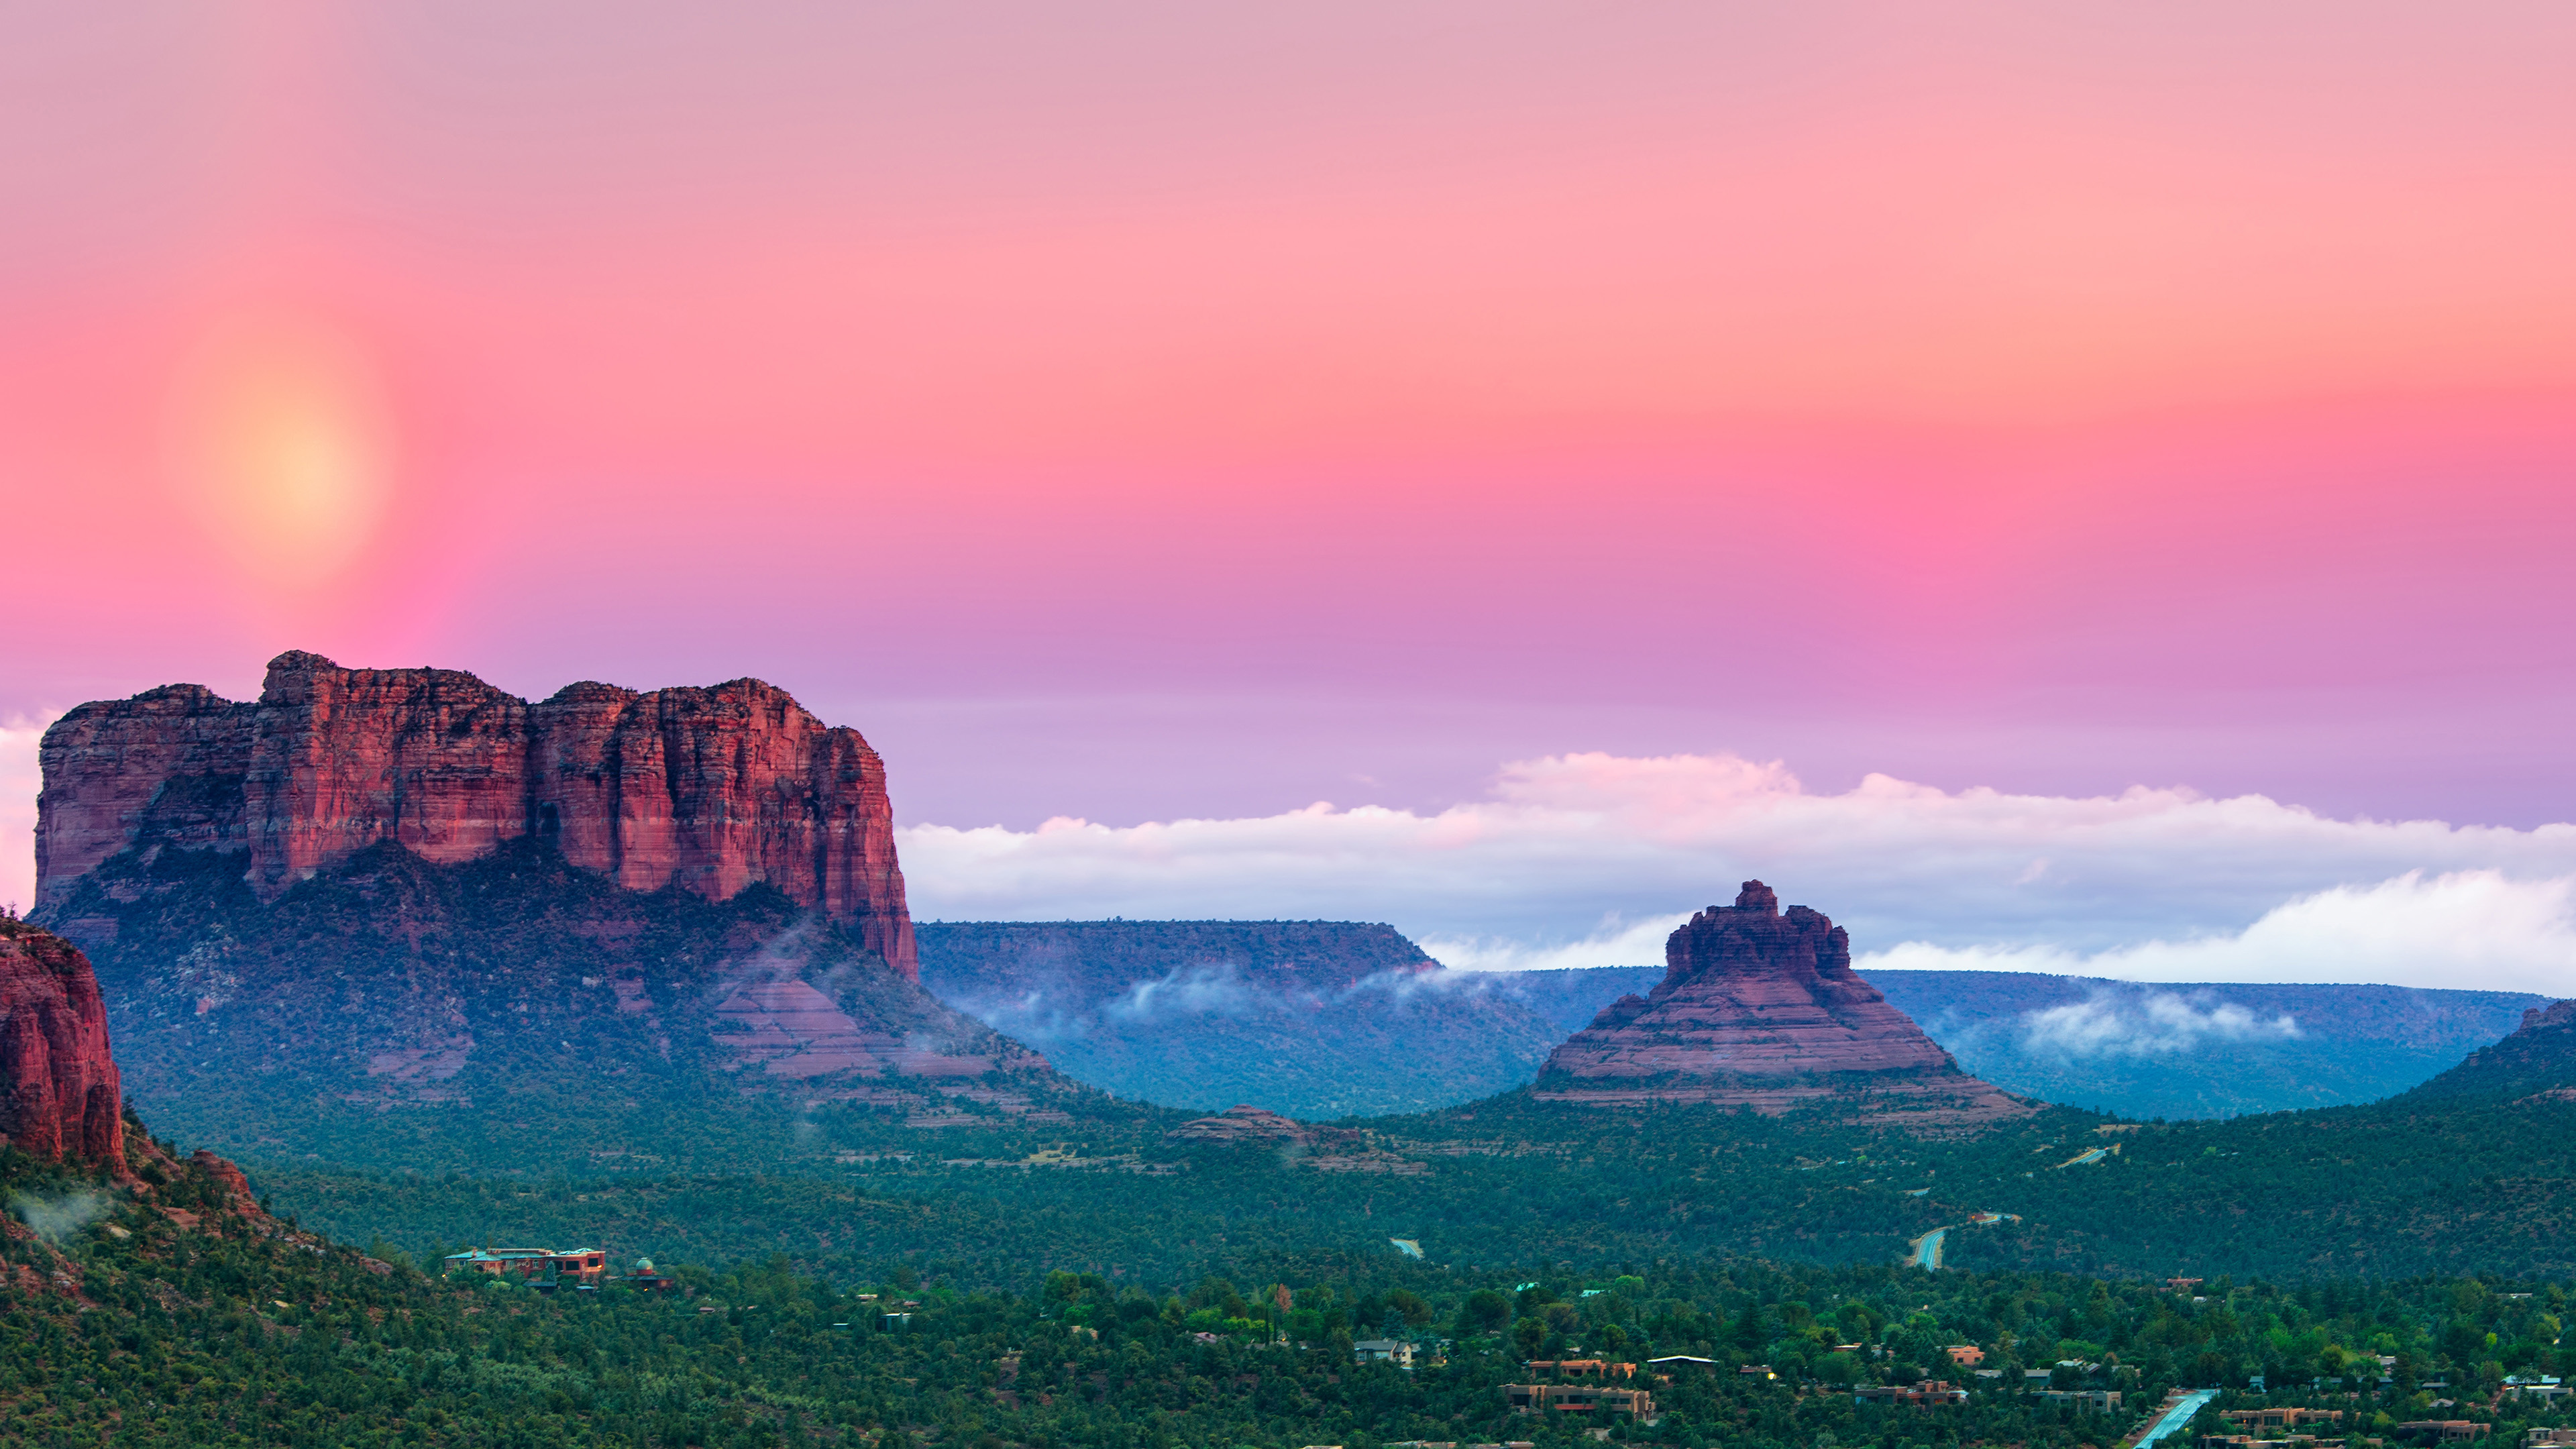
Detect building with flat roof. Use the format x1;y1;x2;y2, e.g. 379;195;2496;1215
1504;1384;1655;1418
1855;1381;1968;1407
1523;1359;1635;1379
442;1248;553;1278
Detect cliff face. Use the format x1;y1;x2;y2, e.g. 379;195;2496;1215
0;922;127;1172
1534;882;2031;1128
37;651;915;978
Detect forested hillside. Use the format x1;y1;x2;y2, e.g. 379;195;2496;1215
11;1128;2571;1449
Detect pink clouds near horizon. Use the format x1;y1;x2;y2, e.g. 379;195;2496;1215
7;1;2576;918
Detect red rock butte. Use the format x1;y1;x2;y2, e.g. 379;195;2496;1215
36;651;917;979
0;922;129;1173
1534;881;2031;1128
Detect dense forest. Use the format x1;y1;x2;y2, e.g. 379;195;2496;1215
6;1134;2571;1448
246;1081;2576;1293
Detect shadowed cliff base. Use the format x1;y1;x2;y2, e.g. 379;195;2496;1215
33;837;1127;1174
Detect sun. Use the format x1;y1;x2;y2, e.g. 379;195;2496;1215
170;311;395;592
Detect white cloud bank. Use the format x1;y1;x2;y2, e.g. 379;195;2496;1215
1863;870;2576;994
0;721;42;917
2;737;2571;996
900;754;2576;997
2012;993;2303;1059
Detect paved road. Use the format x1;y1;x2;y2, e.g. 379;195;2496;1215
1911;1228;1948;1269
2132;1389;2217;1448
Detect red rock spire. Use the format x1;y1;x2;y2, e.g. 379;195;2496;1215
0;923;129;1173
1534;881;2031;1129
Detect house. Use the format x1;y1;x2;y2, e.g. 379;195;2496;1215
1855;1381;1968;1407
2504;1383;2569;1404
1354;1339;1417;1368
1648;1356;1715;1370
442;1247;553;1278
2226;1409;2343;1432
541;1248;608;1282
1503;1384;1656;1418
1524;1360;1636;1380
2167;1278;2205;1292
2394;1423;2483;1442
2031;1389;2122;1412
2524;1430;2576;1446
1738;1364;1776;1380
1947;1345;1986;1367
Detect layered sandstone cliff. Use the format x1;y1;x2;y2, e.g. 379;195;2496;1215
37;652;916;977
0;922;127;1171
1534;882;2031;1128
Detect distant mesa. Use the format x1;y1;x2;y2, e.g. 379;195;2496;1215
37;650;914;977
918;920;1563;1118
1532;881;2034;1130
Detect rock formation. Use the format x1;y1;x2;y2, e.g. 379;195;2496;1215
38;651;915;977
0;921;127;1171
1167;1105;1317;1143
1532;882;2031;1128
2400;997;2576;1104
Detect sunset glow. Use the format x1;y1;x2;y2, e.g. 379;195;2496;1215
7;4;2576;980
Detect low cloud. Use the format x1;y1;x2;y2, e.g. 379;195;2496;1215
0;719;46;916
900;753;2576;994
8;1188;113;1241
1103;963;1258;1024
1418;914;1687;973
1862;871;2576;995
2014;992;2302;1059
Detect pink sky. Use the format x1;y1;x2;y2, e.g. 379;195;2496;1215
9;3;2576;934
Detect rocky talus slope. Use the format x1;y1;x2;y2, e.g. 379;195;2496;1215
1532;881;2032;1129
38;650;914;975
